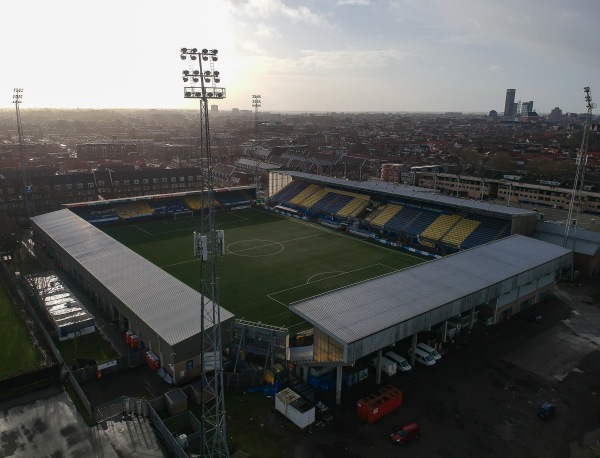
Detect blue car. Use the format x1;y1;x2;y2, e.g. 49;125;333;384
537;402;556;419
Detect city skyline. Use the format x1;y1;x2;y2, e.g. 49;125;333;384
2;0;599;114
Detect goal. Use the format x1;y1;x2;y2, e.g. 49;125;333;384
173;210;193;220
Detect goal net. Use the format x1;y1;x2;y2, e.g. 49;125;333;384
173;210;193;220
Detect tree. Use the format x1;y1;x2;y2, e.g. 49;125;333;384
487;152;515;172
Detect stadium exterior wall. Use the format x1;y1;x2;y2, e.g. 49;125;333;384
31;216;234;386
345;257;569;363
510;213;537;236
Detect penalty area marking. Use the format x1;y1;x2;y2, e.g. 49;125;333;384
306;271;345;284
266;263;397;307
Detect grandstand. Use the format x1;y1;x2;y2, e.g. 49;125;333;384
441;218;481;247
65;187;257;223
269;171;537;255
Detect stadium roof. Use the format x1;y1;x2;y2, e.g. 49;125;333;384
290;235;571;345
277;171;535;217
31;209;234;347
533;221;600;256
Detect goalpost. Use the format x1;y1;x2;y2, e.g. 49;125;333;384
173;210;193;220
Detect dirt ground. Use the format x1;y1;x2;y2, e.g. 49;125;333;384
242;279;600;458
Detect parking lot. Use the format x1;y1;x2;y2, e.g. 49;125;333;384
290;280;600;458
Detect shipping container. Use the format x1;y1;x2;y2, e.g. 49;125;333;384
275;388;316;429
357;385;403;423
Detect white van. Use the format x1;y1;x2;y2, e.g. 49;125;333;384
385;351;412;373
417;343;442;361
408;347;436;367
369;356;397;376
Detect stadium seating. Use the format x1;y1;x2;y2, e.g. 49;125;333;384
297;187;328;209
337;197;369;218
114;202;155;220
71;206;118;223
421;214;461;241
311;192;354;215
216;190;252;207
442;218;481;246
461;215;511;249
367;204;402;227
271;180;310;203
184;195;220;210
149;199;190;214
384;206;439;235
289;184;322;206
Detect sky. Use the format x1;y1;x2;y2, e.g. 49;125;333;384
2;0;599;114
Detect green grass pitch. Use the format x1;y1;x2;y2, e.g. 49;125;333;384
0;281;45;378
102;208;425;333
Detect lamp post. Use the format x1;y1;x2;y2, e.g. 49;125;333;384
13;88;35;219
252;94;261;192
181;47;229;458
563;87;595;278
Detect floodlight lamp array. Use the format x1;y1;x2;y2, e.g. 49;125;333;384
182;70;220;84
180;47;218;61
13;88;23;103
183;87;226;99
584;87;593;110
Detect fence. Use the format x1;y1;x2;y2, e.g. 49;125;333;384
95;395;188;458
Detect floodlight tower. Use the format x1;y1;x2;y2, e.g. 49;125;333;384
13;88;35;220
563;87;594;251
251;94;261;192
180;47;229;458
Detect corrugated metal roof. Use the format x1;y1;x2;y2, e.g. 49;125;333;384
278;171;535;217
533;221;600;256
290;235;571;344
31;209;234;346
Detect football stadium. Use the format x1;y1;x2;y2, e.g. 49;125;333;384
30;170;578;404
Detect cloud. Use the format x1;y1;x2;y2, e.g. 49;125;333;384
242;48;406;76
241;41;269;55
336;0;372;5
228;0;333;28
255;22;279;38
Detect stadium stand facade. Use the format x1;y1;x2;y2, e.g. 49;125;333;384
66;187;256;223
268;171;536;255
290;235;572;404
30;209;235;386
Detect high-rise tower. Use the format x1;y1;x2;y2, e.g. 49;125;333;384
504;89;516;117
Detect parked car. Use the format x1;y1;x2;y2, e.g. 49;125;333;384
369;356;397;376
537;402;556;419
391;422;420;444
385;351;412;373
417;342;442;361
408;348;436;367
